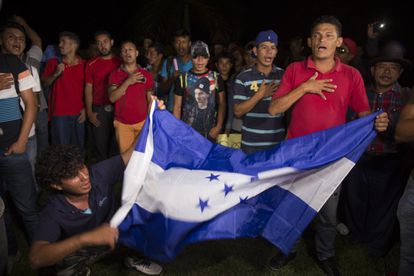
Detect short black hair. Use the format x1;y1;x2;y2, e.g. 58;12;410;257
244;40;256;52
0;21;27;38
120;39;137;49
93;30;112;40
215;52;232;63
59;31;81;45
148;42;165;56
310;15;342;37
36;145;84;190
173;28;191;40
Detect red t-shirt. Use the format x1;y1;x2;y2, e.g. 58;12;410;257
108;68;153;124
274;57;369;138
85;56;121;105
43;57;85;117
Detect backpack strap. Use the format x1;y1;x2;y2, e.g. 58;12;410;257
213;71;218;92
166;56;174;76
3;54;22;95
179;72;188;89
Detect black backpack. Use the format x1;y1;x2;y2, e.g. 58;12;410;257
1;53;22;95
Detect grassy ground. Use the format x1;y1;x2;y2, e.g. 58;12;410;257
10;225;400;276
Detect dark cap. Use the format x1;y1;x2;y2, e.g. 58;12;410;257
191;40;210;58
195;77;210;94
255;30;278;46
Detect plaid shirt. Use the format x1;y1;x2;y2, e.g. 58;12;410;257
366;83;408;154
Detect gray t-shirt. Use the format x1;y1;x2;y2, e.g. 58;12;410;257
24;45;47;110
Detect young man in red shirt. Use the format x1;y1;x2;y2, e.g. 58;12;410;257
268;15;389;275
85;30;121;162
42;31;86;151
108;41;154;154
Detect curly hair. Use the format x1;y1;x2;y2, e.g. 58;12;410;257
36;145;84;190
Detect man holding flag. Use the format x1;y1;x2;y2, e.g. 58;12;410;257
28;100;166;275
268;15;389;275
101;16;389;276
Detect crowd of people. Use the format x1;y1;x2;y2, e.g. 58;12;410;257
0;13;413;276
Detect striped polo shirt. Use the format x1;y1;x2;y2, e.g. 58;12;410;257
233;65;285;154
0;53;36;149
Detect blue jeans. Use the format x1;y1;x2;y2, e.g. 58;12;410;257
35;109;49;155
398;174;414;276
0;150;39;242
26;135;38;192
51;115;85;152
26;136;37;173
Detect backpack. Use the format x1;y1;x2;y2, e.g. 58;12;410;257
1;53;22;95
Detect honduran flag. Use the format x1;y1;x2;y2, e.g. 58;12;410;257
110;102;377;262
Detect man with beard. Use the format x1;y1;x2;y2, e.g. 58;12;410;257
160;29;192;111
85;30;121;162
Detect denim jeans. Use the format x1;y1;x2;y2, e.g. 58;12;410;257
0;150;39;242
397;174;414;276
51;115;85;152
26;136;37;173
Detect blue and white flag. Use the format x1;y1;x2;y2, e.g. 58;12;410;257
111;102;377;262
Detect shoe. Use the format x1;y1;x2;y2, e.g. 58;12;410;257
125;256;163;275
316;257;340;276
336;223;349;235
269;252;297;270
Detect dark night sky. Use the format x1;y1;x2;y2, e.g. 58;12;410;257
1;0;413;60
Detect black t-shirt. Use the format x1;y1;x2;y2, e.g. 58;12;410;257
33;156;125;243
174;70;225;137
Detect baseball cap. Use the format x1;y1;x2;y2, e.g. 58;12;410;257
191;40;210;58
342;38;357;56
195;77;210;94
255;30;278;46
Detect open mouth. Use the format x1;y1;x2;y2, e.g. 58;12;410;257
317;46;327;52
379;76;392;81
264;57;273;63
12;45;21;51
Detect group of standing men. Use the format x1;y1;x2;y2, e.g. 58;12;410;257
1;11;414;276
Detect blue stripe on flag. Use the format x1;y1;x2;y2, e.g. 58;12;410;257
135;106;377;175
118;184;315;262
112;101;379;262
